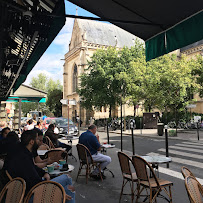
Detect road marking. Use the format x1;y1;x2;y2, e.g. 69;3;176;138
147;152;203;184
175;143;203;149
182;141;203;146
158;148;203;159
170;146;203;153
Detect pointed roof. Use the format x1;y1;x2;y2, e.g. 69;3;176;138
77;19;140;48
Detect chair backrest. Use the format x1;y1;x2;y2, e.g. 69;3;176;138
24;181;66;203
132;156;160;188
76;143;93;164
181;166;195;179
44;150;68;162
117;151;133;175
45;136;55;149
185;176;203;203
0;177;26;203
5;170;13;181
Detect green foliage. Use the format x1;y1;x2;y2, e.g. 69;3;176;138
168;130;177;137
46;89;63;117
18;73;63;117
78;40;202;119
78;40;145;115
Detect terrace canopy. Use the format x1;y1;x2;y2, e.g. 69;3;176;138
0;0;65;101
68;0;203;61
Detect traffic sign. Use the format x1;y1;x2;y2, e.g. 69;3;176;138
60;99;68;105
60;99;76;105
186;104;196;109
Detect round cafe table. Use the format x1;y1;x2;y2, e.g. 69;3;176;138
48;164;75;176
140;155;172;177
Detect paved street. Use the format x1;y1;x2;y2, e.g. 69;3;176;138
63;129;203;202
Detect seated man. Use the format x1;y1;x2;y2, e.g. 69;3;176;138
79;124;111;179
45;124;71;153
4;130;75;202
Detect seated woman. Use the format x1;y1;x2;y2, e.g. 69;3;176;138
45;124;71;153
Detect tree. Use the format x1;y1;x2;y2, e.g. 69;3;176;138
29;73;48;91
18;73;63;117
46;89;63;117
78;39;145;117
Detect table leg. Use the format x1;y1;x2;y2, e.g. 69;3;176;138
68;140;77;162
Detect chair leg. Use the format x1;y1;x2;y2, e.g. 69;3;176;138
130;182;134;203
119;179;125;203
86;165;89;184
169;186;172;203
76;163;82;182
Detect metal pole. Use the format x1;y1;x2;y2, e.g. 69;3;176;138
18;98;22;130
197;122;199;141
107;120;110;144
140;117;142;135
131;127;135;155
68;99;69;135
78;101;81;136
165;127;169;168
121;100;123;151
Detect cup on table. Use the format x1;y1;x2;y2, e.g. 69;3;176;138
59;159;66;165
47;165;54;173
103;142;107;144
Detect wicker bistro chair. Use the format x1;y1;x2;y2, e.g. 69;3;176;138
76;143;103;184
132;156;173;203
44;149;68;163
24;180;66;203
44;136;55;149
0;177;26;203
181;166;196;179
185;176;203;203
117;151;138;203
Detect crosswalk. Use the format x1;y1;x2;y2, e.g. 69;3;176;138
146;140;203;184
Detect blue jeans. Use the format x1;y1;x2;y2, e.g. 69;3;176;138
52;174;75;203
29;175;75;203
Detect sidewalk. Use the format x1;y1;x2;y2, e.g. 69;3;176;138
95;127;203;141
62;127;198;202
66;140;188;202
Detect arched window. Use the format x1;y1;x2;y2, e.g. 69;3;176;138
72;64;78;92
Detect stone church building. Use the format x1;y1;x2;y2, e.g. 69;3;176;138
62;19;140;123
62;19;203;123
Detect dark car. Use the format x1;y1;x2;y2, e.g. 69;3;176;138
55;118;78;136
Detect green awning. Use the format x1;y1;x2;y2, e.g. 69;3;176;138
7;96;46;103
146;11;203;61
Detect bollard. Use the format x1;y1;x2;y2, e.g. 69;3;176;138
107;120;110;144
197;122;200;141
165;126;169;168
131;122;135;155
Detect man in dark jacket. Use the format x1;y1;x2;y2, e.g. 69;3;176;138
4;130;75;202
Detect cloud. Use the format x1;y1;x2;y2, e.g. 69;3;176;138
53;17;74;52
24;17;74;86
24;53;65;85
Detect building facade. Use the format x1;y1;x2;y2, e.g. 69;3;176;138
62;19;142;123
62;19;203;124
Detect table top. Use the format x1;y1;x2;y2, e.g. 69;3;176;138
60;136;79;140
48;164;74;175
37;148;66;156
37;150;48;156
102;144;115;148
140;155;172;164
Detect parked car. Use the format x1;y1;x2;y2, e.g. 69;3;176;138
55;117;78;136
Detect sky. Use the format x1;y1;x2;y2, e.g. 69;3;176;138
24;1;97;85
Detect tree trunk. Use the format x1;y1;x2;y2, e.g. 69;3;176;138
109;105;112;118
175;106;178;136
